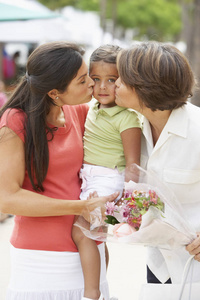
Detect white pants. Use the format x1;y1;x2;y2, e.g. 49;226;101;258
80;164;124;201
6;243;109;300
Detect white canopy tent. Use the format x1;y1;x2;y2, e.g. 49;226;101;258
0;18;72;44
0;1;127;81
0;0;65;80
0;0;58;21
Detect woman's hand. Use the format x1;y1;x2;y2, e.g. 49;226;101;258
186;232;200;262
81;191;119;223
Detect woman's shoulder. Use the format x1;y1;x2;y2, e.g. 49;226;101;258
1;108;25;124
0;108;26;141
186;102;200;115
183;102;200;126
63;104;89;120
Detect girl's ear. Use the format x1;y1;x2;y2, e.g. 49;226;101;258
48;89;59;100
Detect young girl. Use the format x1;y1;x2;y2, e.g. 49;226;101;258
72;44;142;300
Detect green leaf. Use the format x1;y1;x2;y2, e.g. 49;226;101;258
105;215;120;225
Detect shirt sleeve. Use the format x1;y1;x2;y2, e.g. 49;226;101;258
117;109;142;133
0;108;26;142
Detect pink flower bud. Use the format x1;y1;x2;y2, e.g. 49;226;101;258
113;223;136;237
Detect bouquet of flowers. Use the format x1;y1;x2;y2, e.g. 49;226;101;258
105;188;164;236
75;164;196;250
75;164;198;300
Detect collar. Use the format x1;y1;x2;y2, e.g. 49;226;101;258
142;103;189;152
143;103;189;139
166;104;189;138
93;99;127;117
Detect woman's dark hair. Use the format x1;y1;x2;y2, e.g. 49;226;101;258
89;44;122;72
117;41;196;111
0;41;85;191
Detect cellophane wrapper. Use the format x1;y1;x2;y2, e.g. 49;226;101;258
75;164;196;250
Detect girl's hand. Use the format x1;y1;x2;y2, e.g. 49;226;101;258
81;191;119;223
186;232;200;262
87;191;99;199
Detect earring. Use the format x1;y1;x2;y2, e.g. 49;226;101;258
55;96;59;100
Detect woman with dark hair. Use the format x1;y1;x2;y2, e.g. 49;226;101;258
115;41;200;299
0;41;118;300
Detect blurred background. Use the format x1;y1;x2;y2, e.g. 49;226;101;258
0;1;200;298
0;0;199;104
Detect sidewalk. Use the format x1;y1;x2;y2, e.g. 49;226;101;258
0;217;147;300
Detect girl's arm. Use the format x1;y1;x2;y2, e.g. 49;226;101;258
0;127;118;220
121;127;141;182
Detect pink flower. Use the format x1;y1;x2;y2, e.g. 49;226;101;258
122;205;131;218
143;199;150;207
149;190;158;204
113;223;136;237
128;215;142;230
124;191;132;198
106;202;116;216
105;188;163;232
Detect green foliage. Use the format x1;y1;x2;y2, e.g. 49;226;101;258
105;215;119;225
116;0;181;41
76;0;99;11
38;0;99;10
38;0;76;10
38;0;182;41
78;0;182;41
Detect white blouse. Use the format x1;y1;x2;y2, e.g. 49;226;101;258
140;102;200;284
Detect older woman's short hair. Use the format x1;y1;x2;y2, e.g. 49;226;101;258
117;41;195;111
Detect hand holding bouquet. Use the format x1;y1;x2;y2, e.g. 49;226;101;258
75;164;196;249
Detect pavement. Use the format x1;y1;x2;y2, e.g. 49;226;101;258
0;217;147;300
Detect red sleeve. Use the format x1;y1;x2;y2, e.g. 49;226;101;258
0;108;26;142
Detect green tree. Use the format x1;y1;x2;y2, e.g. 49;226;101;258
116;0;181;41
38;0;99;10
38;0;75;10
39;0;181;41
179;0;200;106
38;0;200;105
77;0;181;41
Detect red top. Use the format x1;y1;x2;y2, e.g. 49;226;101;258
0;105;89;251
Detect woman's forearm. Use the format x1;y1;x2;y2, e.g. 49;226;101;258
0;188;85;217
0;187;119;219
0;128;118;218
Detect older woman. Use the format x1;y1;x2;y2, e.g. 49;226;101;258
115;41;200;299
